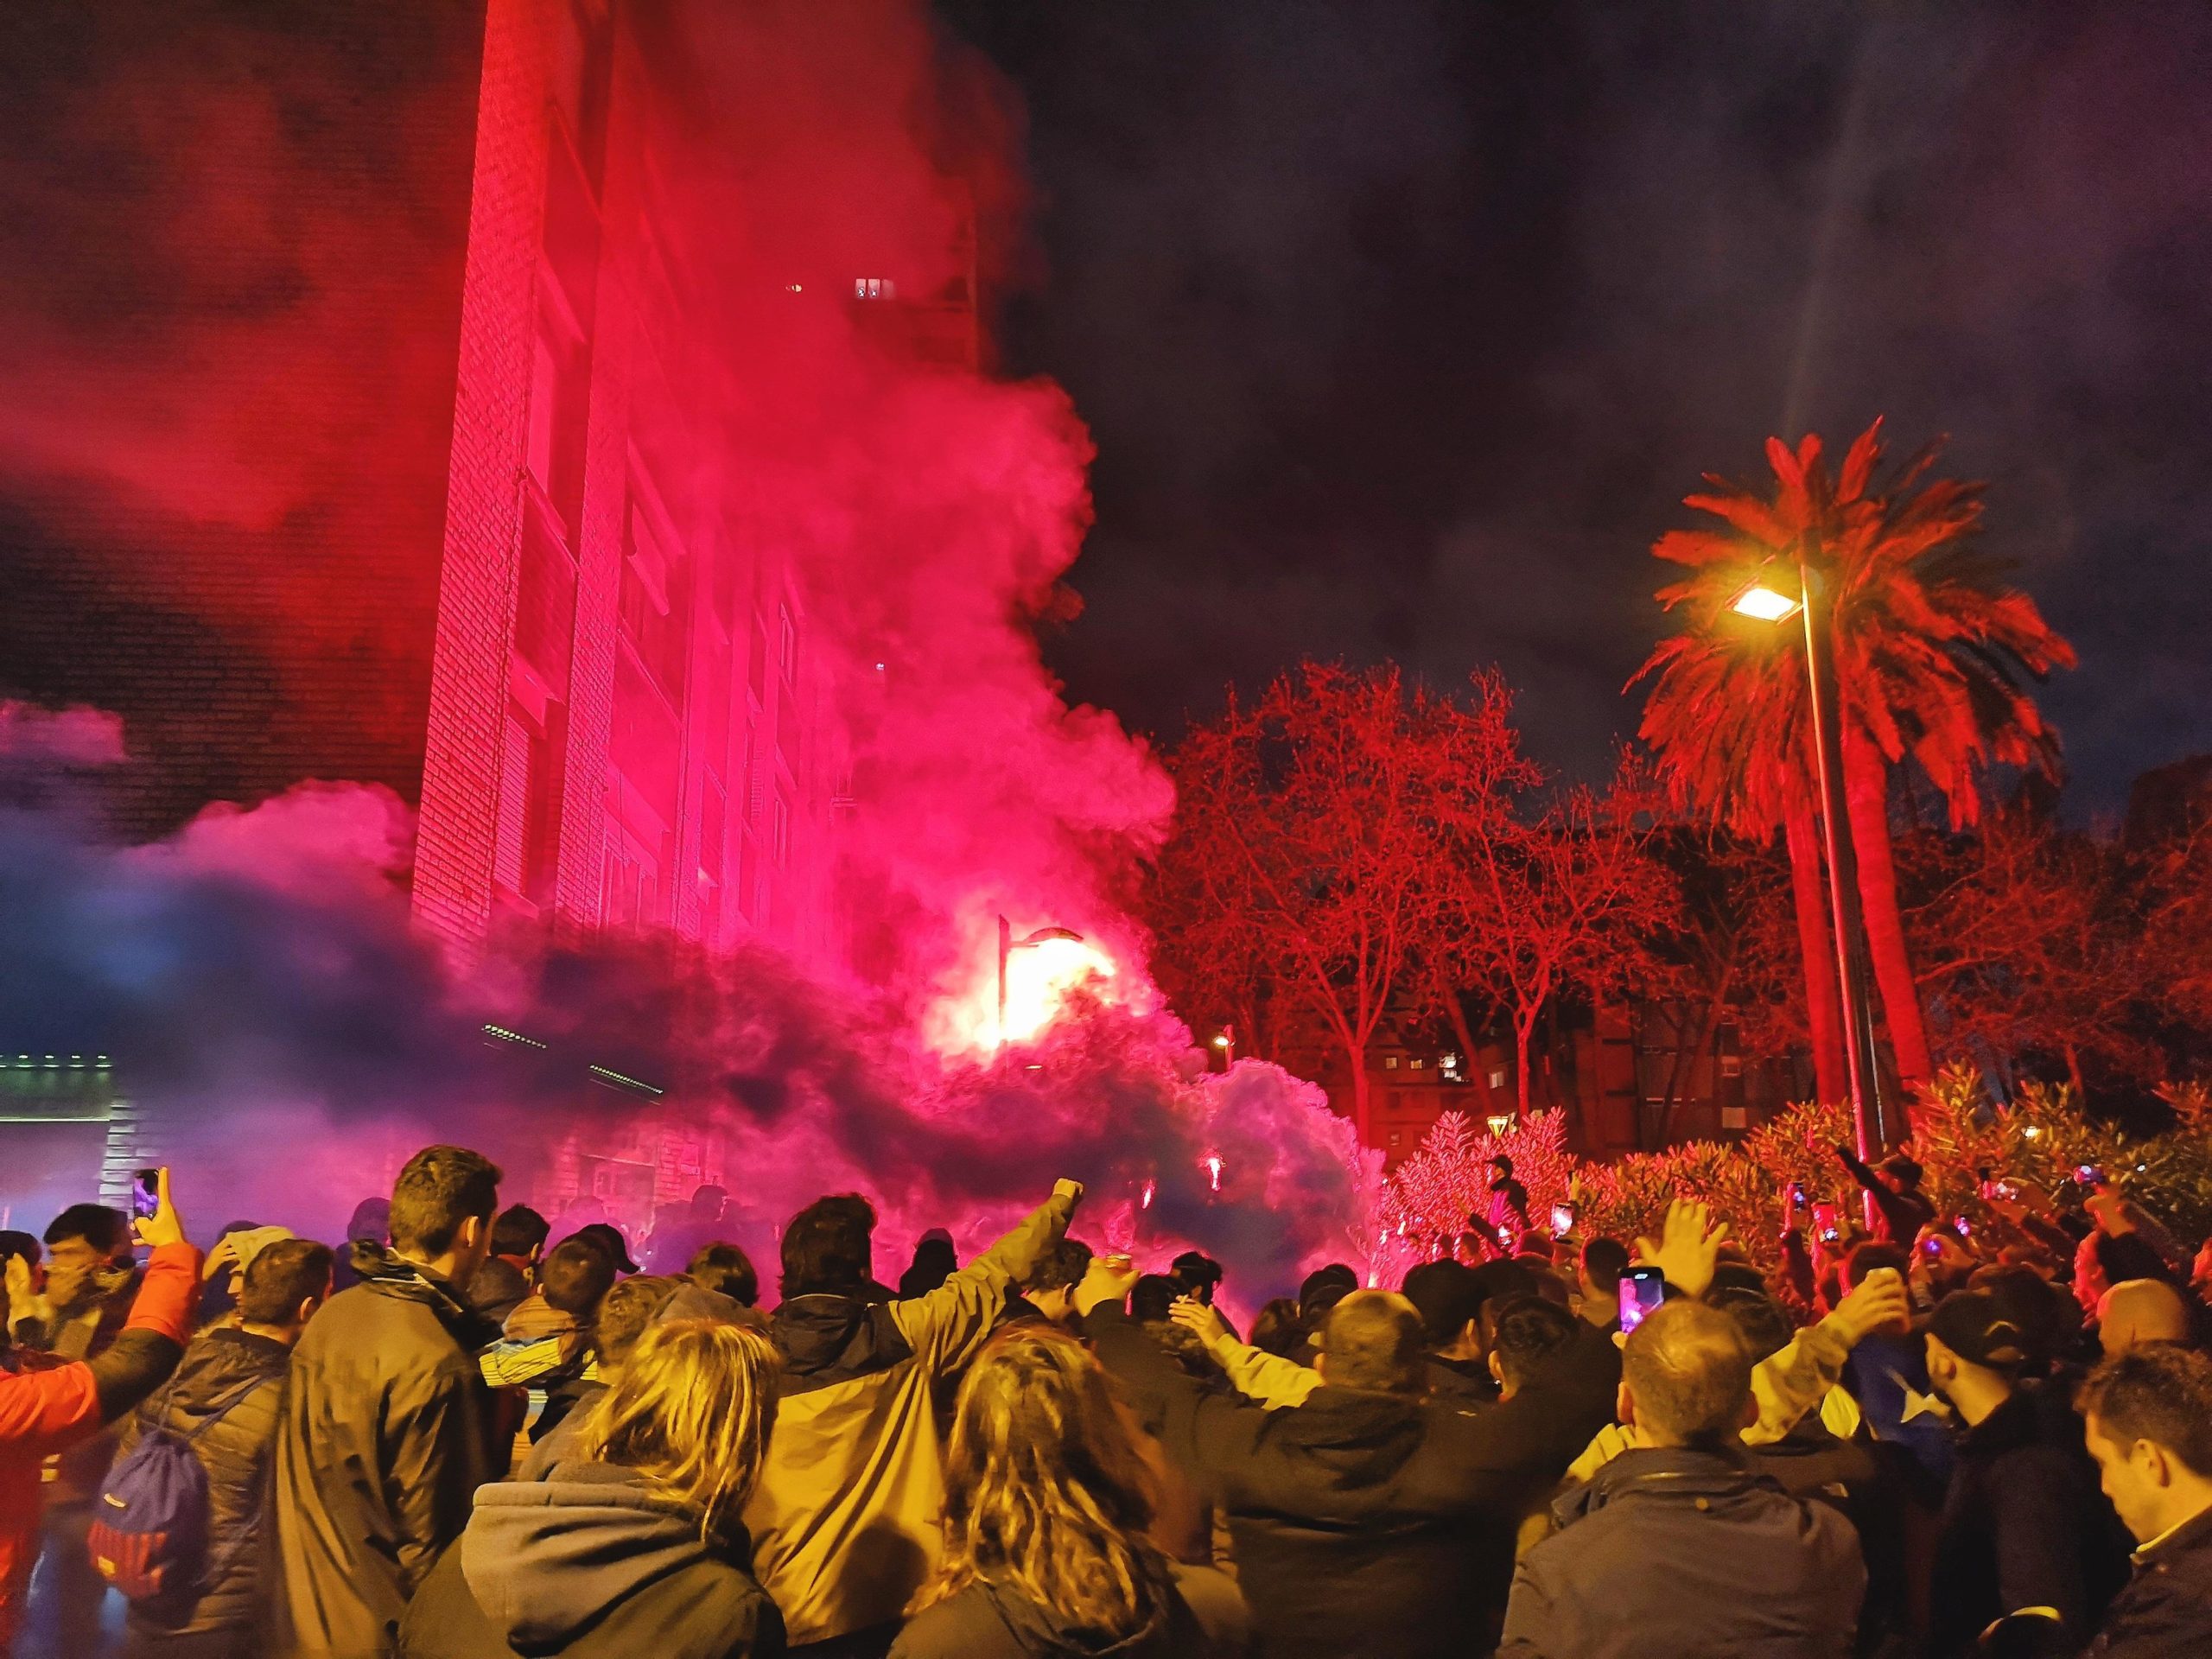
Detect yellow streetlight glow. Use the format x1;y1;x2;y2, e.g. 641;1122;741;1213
1732;583;1802;622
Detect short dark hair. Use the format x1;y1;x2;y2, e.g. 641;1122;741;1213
386;1147;501;1256
1249;1296;1303;1357
1130;1274;1182;1324
1402;1260;1482;1348
1298;1262;1359;1321
781;1195;875;1298
1580;1236;1629;1288
540;1237;618;1317
1023;1237;1094;1296
1624;1300;1753;1446
238;1238;334;1325
1465;1258;1540;1318
2082;1343;2212;1477
45;1204;127;1255
594;1274;683;1370
0;1231;38;1271
1846;1242;1910;1288
1170;1251;1224;1295
1490;1295;1580;1389
1709;1285;1797;1363
491;1205;550;1260
1320;1291;1427;1394
687;1242;760;1307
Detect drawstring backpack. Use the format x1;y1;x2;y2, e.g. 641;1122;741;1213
86;1368;270;1603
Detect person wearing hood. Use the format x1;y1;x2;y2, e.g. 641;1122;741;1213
275;1146;505;1659
891;1323;1245;1659
747;1179;1084;1655
401;1318;785;1659
1499;1299;1866;1658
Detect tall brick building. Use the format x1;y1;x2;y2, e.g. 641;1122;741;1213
2;0;976;964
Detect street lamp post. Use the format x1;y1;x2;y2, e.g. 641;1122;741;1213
1732;557;1893;1170
997;915;1086;1041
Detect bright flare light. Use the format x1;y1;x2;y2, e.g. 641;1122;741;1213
929;931;1121;1057
1203;1153;1223;1193
1732;582;1802;622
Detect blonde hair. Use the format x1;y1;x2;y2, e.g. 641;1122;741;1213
570;1319;779;1543
910;1325;1178;1640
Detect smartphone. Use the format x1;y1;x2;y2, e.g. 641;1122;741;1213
1549;1204;1574;1235
130;1168;161;1222
1618;1265;1667;1333
2075;1164;2106;1188
1954;1215;1974;1238
1789;1181;1808;1206
1922;1236;1943;1257
1812;1201;1840;1244
1981;1177;2018;1203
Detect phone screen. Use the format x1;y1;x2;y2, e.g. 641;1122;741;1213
1618;1266;1667;1334
1812;1200;1840;1243
131;1168;160;1221
1549;1205;1574;1235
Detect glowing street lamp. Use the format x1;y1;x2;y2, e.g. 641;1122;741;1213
997;915;1086;1041
1730;583;1802;623
1486;1112;1515;1138
1732;557;1893;1175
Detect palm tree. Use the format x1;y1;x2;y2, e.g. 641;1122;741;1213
1632;420;2075;1096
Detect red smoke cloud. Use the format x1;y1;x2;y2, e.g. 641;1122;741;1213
0;4;1376;1296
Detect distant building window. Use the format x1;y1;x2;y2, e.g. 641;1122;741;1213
1489;1067;1508;1090
1389;1130;1402;1147
1409;1057;1424;1071
1721;1104;1748;1130
779;602;798;685
854;276;897;299
772;789;791;866
1384;1056;1400;1071
1720;1054;1743;1077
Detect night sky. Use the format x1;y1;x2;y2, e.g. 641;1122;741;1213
940;1;2212;817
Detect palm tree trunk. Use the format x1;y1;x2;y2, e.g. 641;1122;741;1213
1784;802;1848;1104
1840;725;1934;1085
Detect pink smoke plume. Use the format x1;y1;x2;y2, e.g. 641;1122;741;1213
0;3;1381;1300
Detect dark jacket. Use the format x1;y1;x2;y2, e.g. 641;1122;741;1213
1834;1149;1936;1246
465;1259;532;1328
1088;1304;1611;1659
1929;1383;2129;1657
2088;1503;2212;1656
117;1327;291;1639
889;1570;1243;1659
397;1460;783;1659
1499;1444;1866;1658
275;1244;501;1658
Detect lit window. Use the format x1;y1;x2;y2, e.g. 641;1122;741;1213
1384;1056;1400;1070
1489;1067;1507;1090
1409;1058;1424;1070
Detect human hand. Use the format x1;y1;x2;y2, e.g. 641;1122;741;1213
2085;1191;2131;1236
201;1235;238;1283
1827;1266;1910;1346
3;1253;35;1319
132;1166;187;1250
1167;1294;1232;1351
1073;1251;1139;1317
1052;1178;1085;1208
1635;1199;1729;1302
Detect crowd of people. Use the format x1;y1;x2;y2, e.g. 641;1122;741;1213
3;1141;2211;1659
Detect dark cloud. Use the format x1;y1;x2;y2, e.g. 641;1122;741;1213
944;0;2212;812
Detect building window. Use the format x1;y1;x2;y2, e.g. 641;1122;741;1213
779;601;798;685
853;276;898;299
1383;1056;1399;1071
1409;1057;1424;1071
772;789;791;867
1489;1067;1508;1090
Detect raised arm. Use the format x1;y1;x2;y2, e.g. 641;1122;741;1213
890;1183;1079;1374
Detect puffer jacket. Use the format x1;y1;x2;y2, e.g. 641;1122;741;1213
743;1192;1075;1647
398;1460;783;1659
1499;1445;1866;1658
275;1243;501;1658
116;1326;291;1639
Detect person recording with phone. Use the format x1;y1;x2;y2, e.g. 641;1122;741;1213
0;1167;200;1649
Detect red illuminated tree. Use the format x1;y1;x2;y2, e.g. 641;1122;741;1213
1147;664;1535;1143
1634;422;2075;1096
1427;755;1677;1117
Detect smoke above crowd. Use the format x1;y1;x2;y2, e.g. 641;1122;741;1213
0;3;1374;1298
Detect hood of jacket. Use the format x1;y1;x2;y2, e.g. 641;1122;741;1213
769;1292;912;1392
1262;1387;1432;1490
980;1581;1173;1656
462;1461;721;1653
348;1240;504;1351
1552;1443;1779;1528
